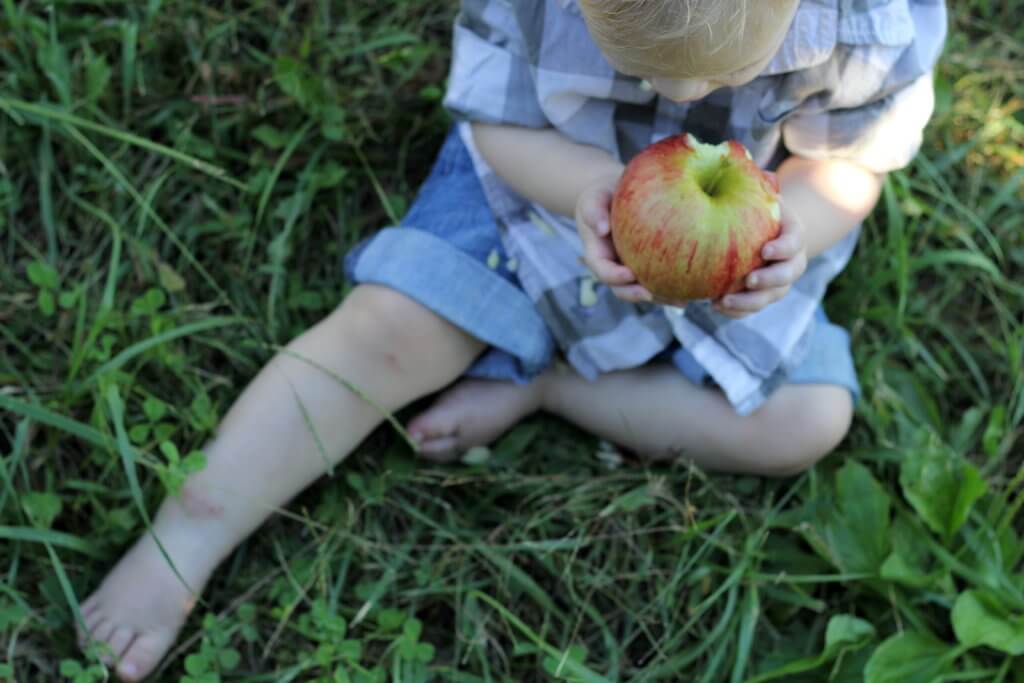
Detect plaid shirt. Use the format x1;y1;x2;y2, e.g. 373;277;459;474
443;0;947;415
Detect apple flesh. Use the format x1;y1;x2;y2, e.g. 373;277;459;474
610;133;781;302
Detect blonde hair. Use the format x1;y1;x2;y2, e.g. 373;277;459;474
579;0;794;76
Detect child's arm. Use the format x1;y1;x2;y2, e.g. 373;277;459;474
471;123;625;218
713;155;882;316
472;122;650;301
776;156;883;261
474;122;881;256
473;122;883;314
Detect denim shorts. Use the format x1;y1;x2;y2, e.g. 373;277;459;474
343;126;861;405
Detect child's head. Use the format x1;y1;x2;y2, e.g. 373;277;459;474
578;0;799;102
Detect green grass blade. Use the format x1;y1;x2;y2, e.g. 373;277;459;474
59;122;246;319
245;119;315;272
980;166;1024;222
745;652;830;683
83;315;247;387
121;20;138;119
135;168;173;237
641;582;740;676
910;249;1004;281
43;543;87;635
67;308;115;387
103;384;200;601
472;544;558;614
266;146;324;340
730;584;760;683
57;185;124;312
0;394;111;448
0;526;102;557
284;375;334;476
0;0;24;56
0;97;246;189
254;120;313;229
269;343;418;451
38;124;58;263
0;418;29;516
326;31;419;60
469;591;610;683
883;177;909;325
354;142;400;226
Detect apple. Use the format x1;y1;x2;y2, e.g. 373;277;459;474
610;133;781;302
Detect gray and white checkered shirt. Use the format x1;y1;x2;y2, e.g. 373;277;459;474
443;0;947;415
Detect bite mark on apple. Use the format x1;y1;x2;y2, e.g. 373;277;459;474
686;134;730;162
769;201;781;222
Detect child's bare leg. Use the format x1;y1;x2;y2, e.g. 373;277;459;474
539;363;852;476
409;362;851;474
78;284;485;681
407;378;545;460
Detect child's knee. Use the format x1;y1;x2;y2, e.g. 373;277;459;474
755;385;853;477
320;284;485;392
331;285;468;370
334;285;427;358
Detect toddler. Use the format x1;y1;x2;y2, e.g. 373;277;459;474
78;0;946;679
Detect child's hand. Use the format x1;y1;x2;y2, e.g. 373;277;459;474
713;200;807;318
575;172;655;303
577;177;807;313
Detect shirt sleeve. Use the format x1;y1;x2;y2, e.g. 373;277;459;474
781;1;947;174
781;68;936;173
442;0;549;128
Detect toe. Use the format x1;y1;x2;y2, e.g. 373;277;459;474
85;607;106;632
84;616;110;642
80;616;112;656
406;404;460;444
117;632;174;683
82;596;100;618
104;626;136;665
418;436;463;462
406;419;454;446
94;618;118;648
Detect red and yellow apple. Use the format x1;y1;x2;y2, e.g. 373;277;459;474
610;133;781;302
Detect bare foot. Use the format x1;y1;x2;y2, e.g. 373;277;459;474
406;377;546;462
78;502;222;681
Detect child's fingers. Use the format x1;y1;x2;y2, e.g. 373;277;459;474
762;231;804;260
763;209;804;260
714;306;749;319
577;215;635;285
575;175;630;286
716;286;789;315
579;189;613;234
580;203;610;234
583;253;636;286
611;284;654;303
745;252;807;290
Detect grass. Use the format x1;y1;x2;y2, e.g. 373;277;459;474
1;1;1023;681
